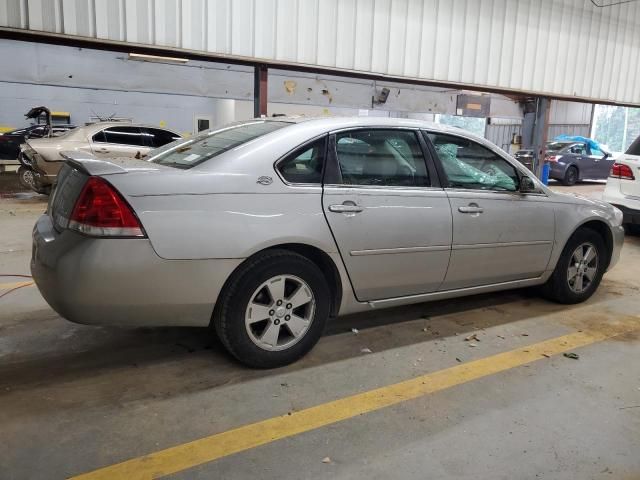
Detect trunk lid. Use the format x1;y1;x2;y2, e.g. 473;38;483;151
59;151;164;175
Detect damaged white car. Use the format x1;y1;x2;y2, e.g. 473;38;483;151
19;121;181;194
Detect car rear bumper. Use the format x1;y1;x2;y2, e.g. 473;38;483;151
31;214;243;327
603;181;640;225
547;161;567;180
19;150;57;186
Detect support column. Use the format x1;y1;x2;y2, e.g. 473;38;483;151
533;98;551;177
253;64;268;118
522;97;551;178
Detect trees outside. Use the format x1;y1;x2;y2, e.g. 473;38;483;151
592;105;640;153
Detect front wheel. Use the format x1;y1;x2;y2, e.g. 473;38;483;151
541;228;607;304
17;166;51;195
213;250;331;368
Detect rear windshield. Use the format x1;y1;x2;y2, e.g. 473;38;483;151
546;142;571;152
626;136;640;156
148;121;291;169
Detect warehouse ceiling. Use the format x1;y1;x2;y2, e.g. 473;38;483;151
2;0;640;106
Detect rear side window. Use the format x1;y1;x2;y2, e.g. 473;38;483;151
149;121;290;169
92;130;106;143
144;128;181;148
94;127;145;146
277;137;326;184
626;136;640;156
334;129;430;187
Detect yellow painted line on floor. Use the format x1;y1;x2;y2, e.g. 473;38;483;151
70;319;639;480
0;281;33;290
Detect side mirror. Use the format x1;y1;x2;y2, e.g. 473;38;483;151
519;175;537;193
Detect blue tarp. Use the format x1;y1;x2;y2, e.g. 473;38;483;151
553;135;605;153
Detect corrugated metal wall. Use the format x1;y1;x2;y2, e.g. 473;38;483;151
548;124;591;138
486;123;591;150
2;0;640;105
485;100;593;148
486;124;522;151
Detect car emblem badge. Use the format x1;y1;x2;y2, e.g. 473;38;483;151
257;176;273;185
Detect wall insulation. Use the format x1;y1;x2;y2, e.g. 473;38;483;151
2;0;640;105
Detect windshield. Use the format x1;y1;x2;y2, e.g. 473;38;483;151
546;142;571;152
51;128;77;139
148;121;291;169
626;136;640;156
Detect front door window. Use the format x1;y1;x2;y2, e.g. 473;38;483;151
427;133;519;191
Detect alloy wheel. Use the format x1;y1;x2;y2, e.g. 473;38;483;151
20;168;36;188
244;274;316;351
567;242;598;294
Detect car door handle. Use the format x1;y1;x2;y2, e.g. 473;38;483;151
328;203;364;213
458;205;484;214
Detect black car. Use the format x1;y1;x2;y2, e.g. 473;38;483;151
545;141;614;186
0;124;76;160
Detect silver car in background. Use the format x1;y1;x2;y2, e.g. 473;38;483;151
31;118;624;368
19;121;181;194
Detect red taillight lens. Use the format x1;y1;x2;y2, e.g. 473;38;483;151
610;163;635;180
546;155;559;162
69;177;145;237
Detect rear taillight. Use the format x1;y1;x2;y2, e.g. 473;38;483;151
546;155;561;162
69;177;145;237
610;163;635;180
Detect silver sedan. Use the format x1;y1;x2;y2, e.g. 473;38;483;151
31;117;624;367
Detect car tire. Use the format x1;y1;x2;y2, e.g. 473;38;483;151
18;166;36;190
213;249;331;368
17;167;51;195
562;166;578;186
540;228;607;304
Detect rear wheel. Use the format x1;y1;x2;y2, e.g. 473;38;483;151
541;228;606;304
562;166;578;186
213;250;331;368
18;166;36;190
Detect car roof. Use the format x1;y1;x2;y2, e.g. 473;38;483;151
275;115;455;130
83;121;175;129
76;122;181;136
259;115;490;142
185;116;515;175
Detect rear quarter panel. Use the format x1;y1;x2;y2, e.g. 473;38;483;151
126;186;339;260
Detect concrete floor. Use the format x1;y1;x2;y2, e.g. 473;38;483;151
1;182;639;480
